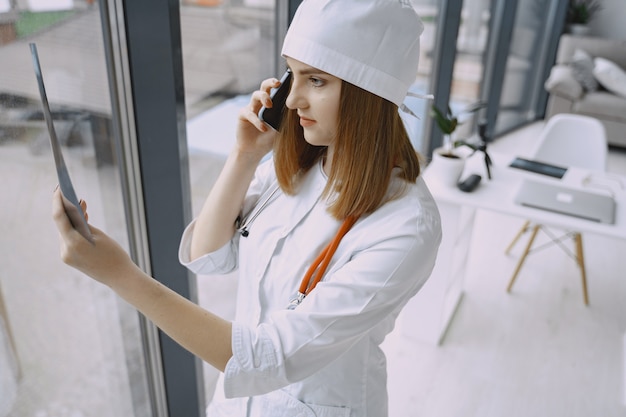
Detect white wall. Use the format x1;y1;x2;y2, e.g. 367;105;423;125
589;0;626;40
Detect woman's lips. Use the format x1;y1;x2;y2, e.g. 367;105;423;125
299;116;316;127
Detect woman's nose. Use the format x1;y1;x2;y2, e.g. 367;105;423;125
285;82;305;110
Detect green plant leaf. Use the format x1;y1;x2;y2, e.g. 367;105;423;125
431;105;456;134
567;0;602;24
453;139;479;151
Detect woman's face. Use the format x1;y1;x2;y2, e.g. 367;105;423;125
284;57;342;148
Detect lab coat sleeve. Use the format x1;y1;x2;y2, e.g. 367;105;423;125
178;158;278;275
223;196;442;397
178;219;240;274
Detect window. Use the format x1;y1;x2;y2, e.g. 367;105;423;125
0;2;151;415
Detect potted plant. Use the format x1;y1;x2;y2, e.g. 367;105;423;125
430;101;485;157
566;0;602;36
429;101;485;186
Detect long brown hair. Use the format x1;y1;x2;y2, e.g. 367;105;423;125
273;81;421;220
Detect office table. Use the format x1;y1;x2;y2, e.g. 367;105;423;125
402;151;626;345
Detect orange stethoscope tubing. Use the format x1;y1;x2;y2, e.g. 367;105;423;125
286;215;358;309
236;183;360;309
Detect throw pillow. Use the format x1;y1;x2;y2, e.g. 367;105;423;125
570;49;598;92
593;57;626;99
544;66;583;100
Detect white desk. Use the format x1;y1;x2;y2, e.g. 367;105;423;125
402;151;626;345
427;152;626;239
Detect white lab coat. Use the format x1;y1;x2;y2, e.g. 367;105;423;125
179;158;442;417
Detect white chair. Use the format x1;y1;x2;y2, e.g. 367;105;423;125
505;114;608;305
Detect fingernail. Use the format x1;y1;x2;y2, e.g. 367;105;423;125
53;184;59;192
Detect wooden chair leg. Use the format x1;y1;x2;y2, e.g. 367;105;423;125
507;224;540;293
505;220;531;255
574;233;589;306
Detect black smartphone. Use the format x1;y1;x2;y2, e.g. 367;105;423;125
259;69;292;131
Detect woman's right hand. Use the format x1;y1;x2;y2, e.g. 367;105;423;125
235;77;284;158
52;189;140;287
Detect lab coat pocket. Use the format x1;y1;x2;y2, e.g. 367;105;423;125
260;389;351;417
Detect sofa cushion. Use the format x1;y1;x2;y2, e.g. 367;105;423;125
556;35;626;69
573;91;626;122
544;65;583;100
593;57;626;99
570;49;598;91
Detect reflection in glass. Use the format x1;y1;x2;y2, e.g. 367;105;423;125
180;0;276;407
399;0;489;153
401;1;441;154
495;0;552;133
450;0;490;139
0;2;150;416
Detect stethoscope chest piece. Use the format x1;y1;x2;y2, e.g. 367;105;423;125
286;292;306;310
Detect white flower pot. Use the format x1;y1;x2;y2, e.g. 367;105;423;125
568;24;590;36
429;148;466;187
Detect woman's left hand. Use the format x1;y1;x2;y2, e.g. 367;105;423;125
52;188;139;286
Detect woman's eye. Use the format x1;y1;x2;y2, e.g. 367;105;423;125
310;77;324;87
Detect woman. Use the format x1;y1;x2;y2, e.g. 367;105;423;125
53;0;441;415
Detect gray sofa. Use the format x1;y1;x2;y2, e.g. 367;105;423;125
544;34;626;148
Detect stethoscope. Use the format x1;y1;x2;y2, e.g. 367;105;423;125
236;182;281;238
235;182;358;310
286;215;358;310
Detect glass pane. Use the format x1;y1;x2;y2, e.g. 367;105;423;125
0;2;150;416
401;1;441;154
494;0;552;133
179;0;276;408
405;0;490;153
450;0;490;139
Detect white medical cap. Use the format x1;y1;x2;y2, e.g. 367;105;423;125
281;0;424;107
